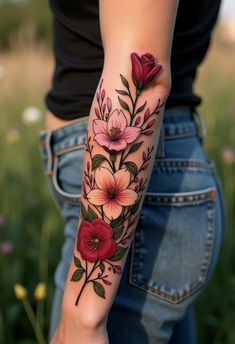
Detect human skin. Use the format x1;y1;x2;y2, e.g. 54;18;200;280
48;0;179;343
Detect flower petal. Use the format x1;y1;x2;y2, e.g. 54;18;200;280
107;109;127;134
116;189;138;206
94;133;111;148
77;238;99;262
114;168;131;191
141;53;154;63
142;61;155;78
87;189;108;206
131;52;143;86
143;64;162;87
121;127;140;144
92;219;113;240
108;139;127;151
93;119;108;135
77;221;95;241
98;238;116;260
103;200;122;219
140;55;149;64
95;167;115;191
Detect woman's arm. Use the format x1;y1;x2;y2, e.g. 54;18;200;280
51;0;179;343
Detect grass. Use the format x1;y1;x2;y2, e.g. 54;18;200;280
0;27;235;343
0;42;63;343
194;30;235;344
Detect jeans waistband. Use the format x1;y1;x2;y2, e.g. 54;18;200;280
38;105;206;161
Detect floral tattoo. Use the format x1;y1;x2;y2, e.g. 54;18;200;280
71;52;164;305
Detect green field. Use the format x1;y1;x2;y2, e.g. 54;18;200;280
0;20;235;344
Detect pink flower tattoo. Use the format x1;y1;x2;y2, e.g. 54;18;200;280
87;166;138;219
93;109;140;151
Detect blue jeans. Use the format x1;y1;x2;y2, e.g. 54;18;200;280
39;106;225;344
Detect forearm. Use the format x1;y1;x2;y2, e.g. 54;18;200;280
59;0;179;341
62;64;166;316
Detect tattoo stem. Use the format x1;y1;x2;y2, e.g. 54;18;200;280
94;205;103;217
131;94;139;121
75;259;100;305
85;260;88;280
75;279;87;306
101;205;104;220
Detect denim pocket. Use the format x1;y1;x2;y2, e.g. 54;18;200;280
129;159;218;304
51;141;85;203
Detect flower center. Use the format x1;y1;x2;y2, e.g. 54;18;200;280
109;126;122;141
85;236;102;251
108;187;118;199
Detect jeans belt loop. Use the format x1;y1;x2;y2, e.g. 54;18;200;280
156;123;165;158
193;108;207;145
45;131;53;176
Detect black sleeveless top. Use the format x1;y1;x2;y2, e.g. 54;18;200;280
45;0;221;120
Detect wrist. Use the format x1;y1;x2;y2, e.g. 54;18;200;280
61;288;108;330
57;302;108;343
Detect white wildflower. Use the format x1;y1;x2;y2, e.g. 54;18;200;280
22;106;42;125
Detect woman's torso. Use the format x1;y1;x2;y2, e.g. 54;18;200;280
45;0;221;120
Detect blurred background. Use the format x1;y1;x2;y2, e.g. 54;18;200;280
0;0;234;343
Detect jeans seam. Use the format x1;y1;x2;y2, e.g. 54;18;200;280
164;131;197;140
54;143;84;156
145;186;216;205
153;159;215;170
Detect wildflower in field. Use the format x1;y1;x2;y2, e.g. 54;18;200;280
34;282;47;300
0;213;5;227
22;106;42;125
221;146;235;164
14;283;46;343
6;125;20;143
0;240;13;254
14;284;28;300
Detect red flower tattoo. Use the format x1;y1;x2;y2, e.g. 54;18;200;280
77;219;116;262
131;52;162;93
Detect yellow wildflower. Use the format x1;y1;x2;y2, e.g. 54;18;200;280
14;284;28;300
34;282;47;300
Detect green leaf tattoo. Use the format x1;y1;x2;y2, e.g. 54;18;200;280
93;281;106;299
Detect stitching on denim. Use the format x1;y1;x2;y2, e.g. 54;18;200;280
52;134;86;155
144;187;216;206
164;131;197;140
199;202;215;279
54;143;84;156
153;159;215;170
45;131;53;175
129;187;216;304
